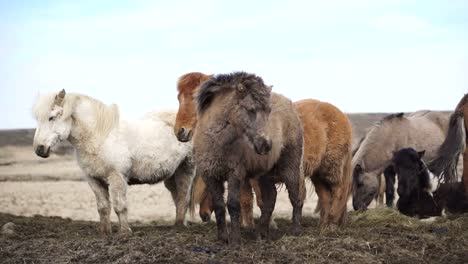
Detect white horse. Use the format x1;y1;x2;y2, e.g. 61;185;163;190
32;89;194;235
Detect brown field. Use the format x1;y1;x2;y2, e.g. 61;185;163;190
1;112;467;264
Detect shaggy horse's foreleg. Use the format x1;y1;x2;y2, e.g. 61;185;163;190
204;176;228;243
240;179;255;229
251;179;278;229
227;176;242;245
257;175;277;238
86;176;111;235
108;171;131;235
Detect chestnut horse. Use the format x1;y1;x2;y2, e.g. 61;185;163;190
175;72;353;228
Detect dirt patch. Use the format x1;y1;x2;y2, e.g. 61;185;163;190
1;209;467;264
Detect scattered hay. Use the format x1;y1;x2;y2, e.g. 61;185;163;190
0;210;467;264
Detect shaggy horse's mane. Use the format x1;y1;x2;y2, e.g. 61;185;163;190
177;72;213;94
195;72;271;114
33;92;120;139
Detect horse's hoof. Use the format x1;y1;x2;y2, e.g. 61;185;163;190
229;236;242;247
119;227;133;237
174;220;186;227
269;219;278;230
291;225;302;236
217;232;229;244
98;224;112;236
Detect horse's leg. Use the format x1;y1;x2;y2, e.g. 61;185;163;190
204;176;228;243
257;174;277;238
108;171;131;235
172;160;194;226
313;179;331;227
86;176;111;235
463;148;468;194
227;176;242;245
384;166;396;207
251;179;277;229
240;179;255;229
163;176;177;204
377;174;385;207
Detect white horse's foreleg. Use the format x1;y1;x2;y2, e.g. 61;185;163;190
86;176;111;235
108;171;131;234
172;161;193;226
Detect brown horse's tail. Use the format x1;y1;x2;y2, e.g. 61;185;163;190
188;172;207;217
428;111;466;183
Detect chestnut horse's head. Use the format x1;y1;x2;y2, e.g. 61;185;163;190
174;72;213;142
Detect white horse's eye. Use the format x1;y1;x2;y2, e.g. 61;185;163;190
48;116;55;122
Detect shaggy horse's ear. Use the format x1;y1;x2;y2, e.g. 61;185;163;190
54;89;66;106
395;113;404;118
418;150;425;159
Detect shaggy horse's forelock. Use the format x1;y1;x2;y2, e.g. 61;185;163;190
195;72;271;114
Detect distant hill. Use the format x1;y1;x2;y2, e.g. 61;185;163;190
0;112;452;148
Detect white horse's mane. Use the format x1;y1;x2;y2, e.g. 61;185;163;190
33;92;120;139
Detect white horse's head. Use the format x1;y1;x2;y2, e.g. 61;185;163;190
32;89;73;158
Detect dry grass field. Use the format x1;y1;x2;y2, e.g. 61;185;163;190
1;112;467;264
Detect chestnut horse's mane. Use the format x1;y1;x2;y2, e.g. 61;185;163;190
177;72;213;94
196;72;270;114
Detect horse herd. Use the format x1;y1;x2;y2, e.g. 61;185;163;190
32;71;468;245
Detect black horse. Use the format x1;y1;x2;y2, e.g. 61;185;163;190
393;148;468;218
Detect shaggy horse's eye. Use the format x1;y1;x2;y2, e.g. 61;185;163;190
247;109;256;119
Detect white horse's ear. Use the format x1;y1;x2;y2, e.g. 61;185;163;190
54;89;66;106
266;85;273;93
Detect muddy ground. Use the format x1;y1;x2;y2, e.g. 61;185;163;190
1;209;467;264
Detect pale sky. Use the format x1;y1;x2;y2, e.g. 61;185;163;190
1;0;467;129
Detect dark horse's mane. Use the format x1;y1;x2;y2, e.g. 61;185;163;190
381;112;405;123
455;93;468;111
196;72;270;114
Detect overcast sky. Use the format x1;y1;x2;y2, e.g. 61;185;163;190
1;0;467;129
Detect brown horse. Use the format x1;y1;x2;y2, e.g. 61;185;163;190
175;72;353;228
192;72;305;245
428;94;468;193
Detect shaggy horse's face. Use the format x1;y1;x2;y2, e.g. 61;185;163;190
232;84;272;155
352;164;379;210
33;90;72;158
175;90;197;142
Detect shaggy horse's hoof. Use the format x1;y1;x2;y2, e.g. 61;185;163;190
229;235;241;247
291;225;302;236
217;232;229;244
98;224;112;236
